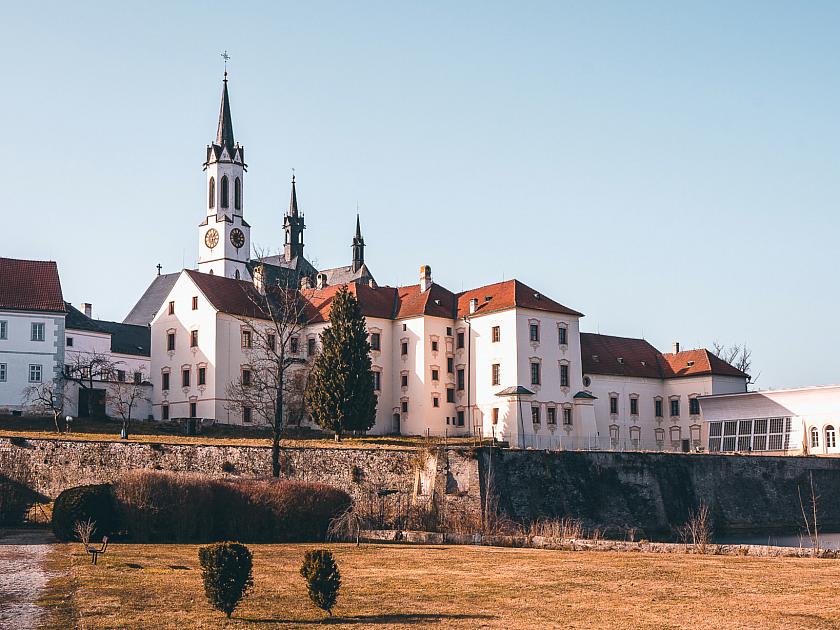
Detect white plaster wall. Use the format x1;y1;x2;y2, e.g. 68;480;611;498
0;310;65;413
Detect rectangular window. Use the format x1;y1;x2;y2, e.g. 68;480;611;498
241;330;252;348
0;320;6;339
29;364;42;383
433;396;440;408
162;372;170;390
446;327;453;336
243;407;252;423
655;399;663;418
162;404;170;420
560;364;569;387
372;371;381;391
267;333;276;351
290;337;299;354
116;369;126;382
0;363;6;381
189;402;197;418
167;332;175;351
190;330;199;348
401;341;408;355
182;368;190;388
529;323;539;342
168;301;175;315
431;368;439;381
530;362;541;386
491;363;500;386
308;338;316;356
547;407;557;425
198;367;206;386
630;397;639;415
447;357;454;373
192;296;198;310
457;368;465;391
670;399;680;417
402;400;409;413
563;407;572;426
242;368;252;386
492;326;500;343
431;340;439;352
446;387;455;403
370;332;381;351
531;406;540;424
558;326;568;345
457;332;465;349
31;323;45;342
66;336;74;347
689;398;701;415
610;396;618;415
492;407;499;425
457;410;465;426
133;372;142;385
401;374;408;387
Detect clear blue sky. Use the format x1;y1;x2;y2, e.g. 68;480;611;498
2;1;838;389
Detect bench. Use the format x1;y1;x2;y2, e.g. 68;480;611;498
84;536;109;565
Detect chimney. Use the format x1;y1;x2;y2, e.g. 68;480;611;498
368;278;377;288
469;298;479;314
253;265;265;296
300;276;313;289
672;341;680;354
81;303;92;318
419;265;432;292
316;273;327;290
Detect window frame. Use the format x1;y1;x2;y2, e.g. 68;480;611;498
28;364;42;383
31;322;45;342
0;363;6;381
491;326;500;343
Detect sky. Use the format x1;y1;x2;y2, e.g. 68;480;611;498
2;1;839;389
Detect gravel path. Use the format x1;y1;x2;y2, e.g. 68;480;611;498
0;529;58;630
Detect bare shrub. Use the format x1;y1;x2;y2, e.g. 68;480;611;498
74;518;96;546
798;471;821;557
328;506;365;545
678;502;713;553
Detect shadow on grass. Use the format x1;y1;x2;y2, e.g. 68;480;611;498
244;613;496;625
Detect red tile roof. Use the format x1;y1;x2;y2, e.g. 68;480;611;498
395;283;458;320
0;257;64;313
456;280;583;319
580;333;747;380
306;282;398;322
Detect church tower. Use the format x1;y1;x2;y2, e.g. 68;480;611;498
351;214;365;272
197;72;251;280
283;176;306;261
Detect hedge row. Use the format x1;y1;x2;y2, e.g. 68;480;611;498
51;471;351;543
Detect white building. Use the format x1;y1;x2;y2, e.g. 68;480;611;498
0;258;66;415
699;385;840;456
117;72;750;446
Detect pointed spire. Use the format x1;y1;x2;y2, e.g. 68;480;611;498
289;174;299;217
355;213;362;240
215;73;235;150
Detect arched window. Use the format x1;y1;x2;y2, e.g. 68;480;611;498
811;426;820;448
208;177;215;209
220;175;229;208
234;177;242;210
827;425;836;449
234;269;240;280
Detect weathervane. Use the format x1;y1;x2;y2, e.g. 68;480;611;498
221;50;230;78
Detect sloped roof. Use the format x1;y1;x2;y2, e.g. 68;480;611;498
395;283;458;320
456;280;583;319
319;263;375;287
123;273;179;325
307;282;397;322
580;332;747;380
66;303;150;357
0;257;64;313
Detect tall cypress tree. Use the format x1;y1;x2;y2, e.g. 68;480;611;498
305;286;377;440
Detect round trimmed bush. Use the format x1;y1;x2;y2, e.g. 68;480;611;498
198;541;254;618
51;483;119;542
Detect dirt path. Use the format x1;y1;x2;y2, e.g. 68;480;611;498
0;529;59;630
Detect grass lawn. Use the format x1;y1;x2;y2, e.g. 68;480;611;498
43;542;840;629
0;416;482;449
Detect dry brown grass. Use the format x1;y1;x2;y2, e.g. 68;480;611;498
51;542;840;629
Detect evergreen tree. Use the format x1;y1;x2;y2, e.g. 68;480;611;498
305;286;377;440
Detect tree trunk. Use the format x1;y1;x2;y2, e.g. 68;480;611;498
53;411;61;434
334;431;341;443
272;362;284;478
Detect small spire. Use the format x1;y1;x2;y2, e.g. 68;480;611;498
215;71;235;150
289;174;299;217
355;213;362;239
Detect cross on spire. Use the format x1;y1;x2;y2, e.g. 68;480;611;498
221;50;230;79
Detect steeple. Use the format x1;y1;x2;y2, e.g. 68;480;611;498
216;73;235;151
283;175;306;260
352;213;365;273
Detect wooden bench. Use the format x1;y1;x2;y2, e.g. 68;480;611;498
84;536;109;565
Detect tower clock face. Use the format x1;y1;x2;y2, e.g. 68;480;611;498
204;228;219;249
230;228;245;249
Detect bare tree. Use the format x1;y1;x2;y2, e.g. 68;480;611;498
711;342;756;385
23;379;69;433
798;471;820;556
63;350;118;417
108;369;151;437
225;258;316;477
